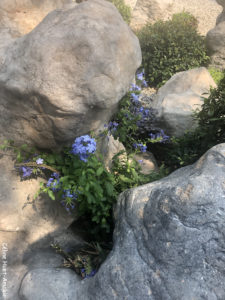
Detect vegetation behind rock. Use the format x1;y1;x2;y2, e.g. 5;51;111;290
137;12;210;87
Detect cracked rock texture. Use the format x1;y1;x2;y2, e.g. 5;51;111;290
0;0;141;149
19;143;225;299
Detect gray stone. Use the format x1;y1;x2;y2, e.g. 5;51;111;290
19;268;81;300
84;143;225;299
151;67;216;137
98;134;126;170
129;0;174;29
206;0;225;69
128;0;221;36
133;151;158;174
0;0;141;149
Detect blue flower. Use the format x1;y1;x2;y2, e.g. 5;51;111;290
81;268;97;279
130;84;141;91
137;70;144;81
133;143;147;152
142;80;148;87
131;93;139;103
52;172;60;179
46;177;54;187
21;167;33;177
36;158;44;165
149;130;170;143
72;135;97;162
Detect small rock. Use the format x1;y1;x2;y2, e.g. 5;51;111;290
151;67;216;137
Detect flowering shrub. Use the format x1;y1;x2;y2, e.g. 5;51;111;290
111;69;170;151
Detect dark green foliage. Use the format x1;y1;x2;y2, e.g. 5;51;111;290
137;12;210;87
108;0;131;24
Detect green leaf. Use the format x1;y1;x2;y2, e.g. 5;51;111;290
48;190;55;200
96;167;104;176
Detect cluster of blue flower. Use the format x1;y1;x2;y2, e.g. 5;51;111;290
20;157;44;178
103;69;169;152
71;135;97;162
133;143;147;152
104;121;119;134
149;129;169;143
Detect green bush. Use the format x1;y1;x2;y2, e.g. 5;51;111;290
108;0;131;24
137;12;210;87
208;67;224;85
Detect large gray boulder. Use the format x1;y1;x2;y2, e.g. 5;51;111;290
0;0;141;149
206;0;225;69
19;143;225;299
151;67;216;137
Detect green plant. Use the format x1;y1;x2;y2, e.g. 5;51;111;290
112;150;168;192
111;71;169;153
108;0;131;24
36;140;117;233
137;12;210;87
208;67;224;85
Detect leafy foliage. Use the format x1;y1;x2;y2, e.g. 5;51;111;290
37;145;117;233
108;0;131;24
208;67;224;85
112;150;168;192
137;12;210;87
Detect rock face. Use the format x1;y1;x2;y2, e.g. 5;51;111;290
128;0;174;29
0;153;80;300
127;0;221;36
151;67;216;137
87;142;225;300
19;143;225;299
0;0;71;43
98;134;126;170
0;0;141;149
206;0;225;69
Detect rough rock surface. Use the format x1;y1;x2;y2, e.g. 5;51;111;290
0;153;81;300
20;143;225;299
150;67;216;137
98;134;126;170
126;0;221;36
19;268;81;300
133;151;158;174
0;0;141;149
206;0;225;69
